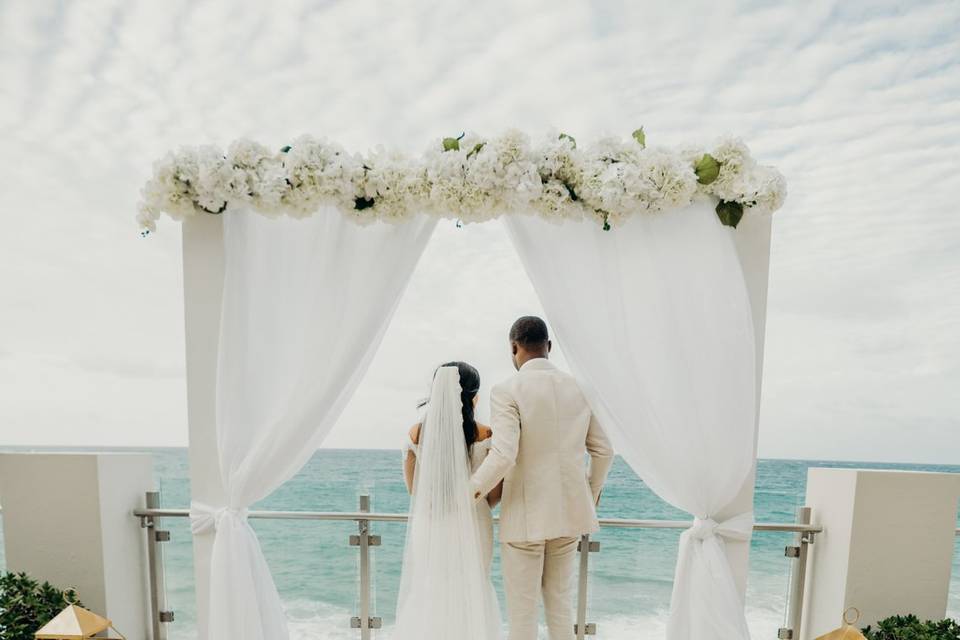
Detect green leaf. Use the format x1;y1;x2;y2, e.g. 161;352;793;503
632;127;646;147
466;142;486;159
695;153;721;184
442;132;466;152
280;145;292;153
716;200;744;228
559;133;577;149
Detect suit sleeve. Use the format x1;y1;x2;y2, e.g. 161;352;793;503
586;412;614;504
470;383;520;498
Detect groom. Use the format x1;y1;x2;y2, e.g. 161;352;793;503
472;316;614;640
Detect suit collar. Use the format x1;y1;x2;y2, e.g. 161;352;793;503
519;357;555;372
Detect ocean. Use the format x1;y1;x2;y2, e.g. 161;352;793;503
2;450;958;639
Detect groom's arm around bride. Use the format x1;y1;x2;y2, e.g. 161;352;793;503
471;316;614;640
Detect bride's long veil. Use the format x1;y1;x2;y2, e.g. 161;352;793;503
395;366;500;639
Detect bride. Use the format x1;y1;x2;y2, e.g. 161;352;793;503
395;361;503;639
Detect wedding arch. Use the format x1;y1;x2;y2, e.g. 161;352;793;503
141;129;785;640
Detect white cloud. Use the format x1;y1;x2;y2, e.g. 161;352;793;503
0;0;957;462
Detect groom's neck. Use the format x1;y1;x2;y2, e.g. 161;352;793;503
515;351;549;370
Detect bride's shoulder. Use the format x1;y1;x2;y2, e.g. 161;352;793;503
476;424;493;441
408;423;422;445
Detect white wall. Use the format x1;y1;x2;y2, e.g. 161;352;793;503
0;453;154;639
802;468;960;639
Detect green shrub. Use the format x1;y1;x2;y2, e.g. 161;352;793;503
0;572;82;640
863;614;960;640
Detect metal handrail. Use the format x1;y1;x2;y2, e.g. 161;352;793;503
132;507;823;533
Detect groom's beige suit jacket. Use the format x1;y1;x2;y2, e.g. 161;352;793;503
471;358;614;544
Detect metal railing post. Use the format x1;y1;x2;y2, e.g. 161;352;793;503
779;506;813;640
142;491;173;640
350;495;381;638
574;533;598;638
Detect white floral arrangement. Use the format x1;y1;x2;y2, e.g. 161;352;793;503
136;129;786;235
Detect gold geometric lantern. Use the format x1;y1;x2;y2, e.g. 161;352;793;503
815;607;868;640
34;604;125;640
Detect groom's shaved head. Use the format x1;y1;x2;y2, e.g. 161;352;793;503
510;316;550;348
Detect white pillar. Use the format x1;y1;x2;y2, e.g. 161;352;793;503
182;215;227;638
721;213;773;593
801;468;960;639
0;453;154;639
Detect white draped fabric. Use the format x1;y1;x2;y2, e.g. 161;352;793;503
504;197;757;640
190;208;435;640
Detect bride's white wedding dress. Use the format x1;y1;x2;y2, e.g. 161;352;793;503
394;366;501;640
402;430;495;570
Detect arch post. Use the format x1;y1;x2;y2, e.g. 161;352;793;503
182;215;227;637
724;213;774;595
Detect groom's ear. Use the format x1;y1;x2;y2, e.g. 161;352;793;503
511;342;518;356
547;339;552;354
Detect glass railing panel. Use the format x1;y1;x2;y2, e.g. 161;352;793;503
151;449;196;640
368;476;407;635
257;457;362;637
252;516;359;639
948;531;960;620
590;457;685;636
753;458;807;639
586;526;681;636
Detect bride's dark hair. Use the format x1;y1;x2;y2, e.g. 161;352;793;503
418;361;481;447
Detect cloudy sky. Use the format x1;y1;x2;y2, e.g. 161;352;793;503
1;0;958;463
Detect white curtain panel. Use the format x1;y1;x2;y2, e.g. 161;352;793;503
190;208;436;640
504;197;757;640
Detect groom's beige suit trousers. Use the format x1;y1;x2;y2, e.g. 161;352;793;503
471;357;614;640
502;536;580;640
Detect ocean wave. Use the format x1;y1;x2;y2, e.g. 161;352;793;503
277;599;786;640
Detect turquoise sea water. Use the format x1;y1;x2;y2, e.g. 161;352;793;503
2;450;958;638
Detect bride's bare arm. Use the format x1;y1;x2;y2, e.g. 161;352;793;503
476;425;504;507
487;480;504;507
403;424;421;494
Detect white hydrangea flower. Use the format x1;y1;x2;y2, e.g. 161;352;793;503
225;139;273;208
579;139;697;227
462;130;542;220
139;150;201;222
252;156;290;218
281;135;365;217
741;165;788;215
424;136;476;221
701;137;755;202
355;148;429;224
530;134;587;222
194;145;234;214
641;148;699;212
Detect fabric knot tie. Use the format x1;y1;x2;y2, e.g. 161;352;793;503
687;511;754;542
190;501;249;536
689;517;719;540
